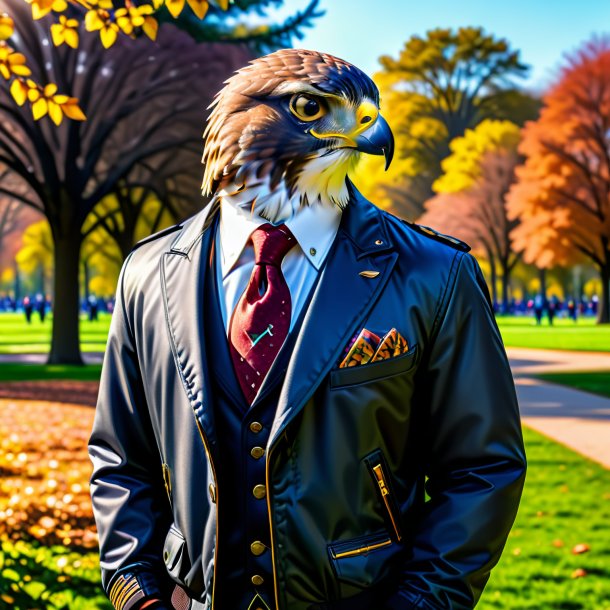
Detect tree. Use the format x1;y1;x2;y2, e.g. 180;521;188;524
370;26;535;219
0;170;23;270
15;218;53;294
507;37;610;324
420;120;523;310
0;0;251;363
0;0;321;122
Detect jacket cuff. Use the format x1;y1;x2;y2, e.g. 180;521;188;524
108;569;167;610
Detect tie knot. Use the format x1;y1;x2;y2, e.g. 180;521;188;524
251;222;295;266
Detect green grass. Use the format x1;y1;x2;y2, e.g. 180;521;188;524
1;310;610;355
0;312;110;355
0;541;111;609
0;364;102;382
534;372;610;400
497;316;610;352
482;427;610;609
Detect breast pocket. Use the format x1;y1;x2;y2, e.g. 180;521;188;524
330;344;419;389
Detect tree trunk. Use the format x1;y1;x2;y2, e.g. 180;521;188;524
83;260;90;303
598;263;610;324
539;267;547;300
501;271;510;314
13;259;20;303
48;234;83;364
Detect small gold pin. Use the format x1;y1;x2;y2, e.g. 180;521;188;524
359;270;380;278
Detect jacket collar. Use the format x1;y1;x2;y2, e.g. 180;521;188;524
161;182;397;449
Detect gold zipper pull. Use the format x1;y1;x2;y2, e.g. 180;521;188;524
373;464;389;496
372;463;402;542
162;462;172;506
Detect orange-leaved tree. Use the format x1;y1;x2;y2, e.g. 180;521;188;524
420;119;523;310
507;37;610;323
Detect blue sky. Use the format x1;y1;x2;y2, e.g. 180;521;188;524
265;0;610;94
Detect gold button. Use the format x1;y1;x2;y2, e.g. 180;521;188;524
249;421;263;433
252;484;266;499
209;483;216;503
250;541;266;556
375;239;384;245
251;575;264;586
250;446;265;459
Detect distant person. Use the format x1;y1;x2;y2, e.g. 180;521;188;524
23;295;33;323
547;296;557;325
533;293;544;325
567;298;578;322
35;294;47;322
87;295;99;321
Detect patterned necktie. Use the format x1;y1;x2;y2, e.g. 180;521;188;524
229;222;296;405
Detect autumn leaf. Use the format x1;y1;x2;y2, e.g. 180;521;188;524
50;15;79;48
0;46;32;80
186;0;208;19
572;543;590;555
0;13;14;40
165;0;186;18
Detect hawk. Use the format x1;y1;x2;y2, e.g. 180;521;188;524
201;48;394;224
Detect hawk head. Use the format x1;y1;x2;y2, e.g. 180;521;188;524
201;48;394;223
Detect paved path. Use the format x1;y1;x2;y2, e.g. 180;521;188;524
507;347;610;469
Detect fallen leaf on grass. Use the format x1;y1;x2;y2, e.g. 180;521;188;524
571;568;587;578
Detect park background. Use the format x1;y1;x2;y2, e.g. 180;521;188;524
1;0;610;608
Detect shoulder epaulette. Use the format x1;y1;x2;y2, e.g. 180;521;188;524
131;222;183;251
402;220;471;252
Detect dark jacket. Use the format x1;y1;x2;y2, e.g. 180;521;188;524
88;186;526;610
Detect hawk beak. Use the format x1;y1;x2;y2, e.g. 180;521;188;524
354;114;394;170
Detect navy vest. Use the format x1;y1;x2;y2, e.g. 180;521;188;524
203;218;322;610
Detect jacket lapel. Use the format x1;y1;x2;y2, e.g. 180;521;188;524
268;186;398;448
160;202;220;448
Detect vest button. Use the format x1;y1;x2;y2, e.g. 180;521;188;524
250;541;266;556
209;483;216;503
249;421;263;433
250;446;265;459
251;575;264;586
252;484;266;499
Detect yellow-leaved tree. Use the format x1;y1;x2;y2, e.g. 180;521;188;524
420;119;523;310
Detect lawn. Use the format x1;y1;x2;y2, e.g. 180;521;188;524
0;312;110;355
2;311;610;356
0;364;102;382
535;372;610;400
496;315;610;352
482;427;610;609
0;395;609;609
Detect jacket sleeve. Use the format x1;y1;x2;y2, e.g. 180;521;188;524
88;251;173;610
385;251;527;610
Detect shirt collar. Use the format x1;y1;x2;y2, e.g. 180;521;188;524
217;196;343;279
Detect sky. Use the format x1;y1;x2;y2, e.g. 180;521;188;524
264;0;610;94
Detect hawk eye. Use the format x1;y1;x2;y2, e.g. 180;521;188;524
289;94;326;122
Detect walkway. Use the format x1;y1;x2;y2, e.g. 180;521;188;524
507;347;610;469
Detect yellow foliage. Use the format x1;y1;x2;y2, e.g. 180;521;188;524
434;120;521;194
0;13;15;40
15;219;53;275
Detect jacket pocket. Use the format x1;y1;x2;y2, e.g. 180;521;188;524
327;529;396;589
163;523;190;582
363;449;403;542
330;344;418;389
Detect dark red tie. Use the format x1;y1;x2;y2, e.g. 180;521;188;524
229;222;296;405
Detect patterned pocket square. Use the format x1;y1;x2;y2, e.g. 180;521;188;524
338;327;409;368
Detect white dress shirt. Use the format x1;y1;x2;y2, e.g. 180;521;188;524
214;197;343;336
